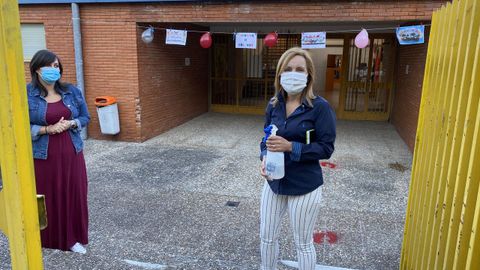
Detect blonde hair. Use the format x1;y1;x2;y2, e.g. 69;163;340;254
271;47;316;107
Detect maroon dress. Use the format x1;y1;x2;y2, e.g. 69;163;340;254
34;100;88;251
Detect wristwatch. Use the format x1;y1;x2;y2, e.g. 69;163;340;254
70;120;77;128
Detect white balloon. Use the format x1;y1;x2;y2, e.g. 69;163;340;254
141;27;154;44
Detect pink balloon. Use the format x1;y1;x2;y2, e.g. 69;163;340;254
355;29;369;48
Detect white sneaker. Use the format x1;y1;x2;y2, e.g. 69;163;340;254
70;242;86;254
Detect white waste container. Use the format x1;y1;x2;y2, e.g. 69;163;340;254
95;96;120;135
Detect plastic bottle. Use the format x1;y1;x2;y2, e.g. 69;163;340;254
265;125;285;180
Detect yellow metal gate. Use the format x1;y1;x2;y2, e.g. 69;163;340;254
401;0;480;269
0;0;44;268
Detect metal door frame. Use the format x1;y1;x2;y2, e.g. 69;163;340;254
338;34;397;121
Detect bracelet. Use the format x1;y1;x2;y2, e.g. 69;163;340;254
45;126;49;135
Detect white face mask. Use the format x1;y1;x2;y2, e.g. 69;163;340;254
280;71;308;95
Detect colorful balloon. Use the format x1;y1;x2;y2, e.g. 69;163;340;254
355;29;369;49
200;32;212;48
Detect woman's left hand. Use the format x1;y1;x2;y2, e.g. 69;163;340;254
266;135;292;152
48;117;70;134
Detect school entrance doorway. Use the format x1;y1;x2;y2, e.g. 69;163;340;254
210;34;299;115
209;33;396;121
338;35;397;121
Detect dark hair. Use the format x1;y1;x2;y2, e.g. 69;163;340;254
29;50;67;96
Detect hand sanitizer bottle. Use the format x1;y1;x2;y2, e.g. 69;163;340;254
265;125;285;180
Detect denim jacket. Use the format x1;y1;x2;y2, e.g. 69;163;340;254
28;83;91;160
260;94;336;195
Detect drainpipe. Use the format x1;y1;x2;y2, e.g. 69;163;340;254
71;3;87;140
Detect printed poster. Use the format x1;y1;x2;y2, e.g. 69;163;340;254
301;32;326;49
235;33;257;49
166;29;187;46
396;25;425;45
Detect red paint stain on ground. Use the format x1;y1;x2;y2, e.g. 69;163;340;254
313;230;338;244
320;162;337;169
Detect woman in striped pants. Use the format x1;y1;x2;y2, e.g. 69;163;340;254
259;47;336;270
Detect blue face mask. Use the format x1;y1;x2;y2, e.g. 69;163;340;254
39;67;61;84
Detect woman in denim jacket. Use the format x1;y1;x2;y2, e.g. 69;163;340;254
28;50;90;254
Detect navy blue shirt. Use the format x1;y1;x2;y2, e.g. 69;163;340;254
260;94;336;195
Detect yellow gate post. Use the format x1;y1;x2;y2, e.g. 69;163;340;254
401;0;480;269
0;0;44;269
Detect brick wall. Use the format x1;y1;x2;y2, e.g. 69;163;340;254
80;5;140;141
20;4;142;141
127;1;444;22
20;5;77;86
19;1;445;142
136;23;209;141
391;27;430;152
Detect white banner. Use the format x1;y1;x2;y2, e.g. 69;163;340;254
301;32;326;49
166;29;187;46
235;33;257;49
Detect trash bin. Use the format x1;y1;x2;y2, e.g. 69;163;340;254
94;96;120;135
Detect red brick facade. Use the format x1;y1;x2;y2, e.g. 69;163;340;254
391;27;430;151
20;5;77;88
80;5;140;141
19;1;445;142
136;23;209;141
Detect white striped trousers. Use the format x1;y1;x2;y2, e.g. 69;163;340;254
260;183;322;270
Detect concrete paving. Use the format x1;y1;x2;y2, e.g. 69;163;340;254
0;112;413;270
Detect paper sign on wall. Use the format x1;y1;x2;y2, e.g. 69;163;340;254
166;29;187;46
396;25;425;45
235;33;257;49
301;32;326;49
